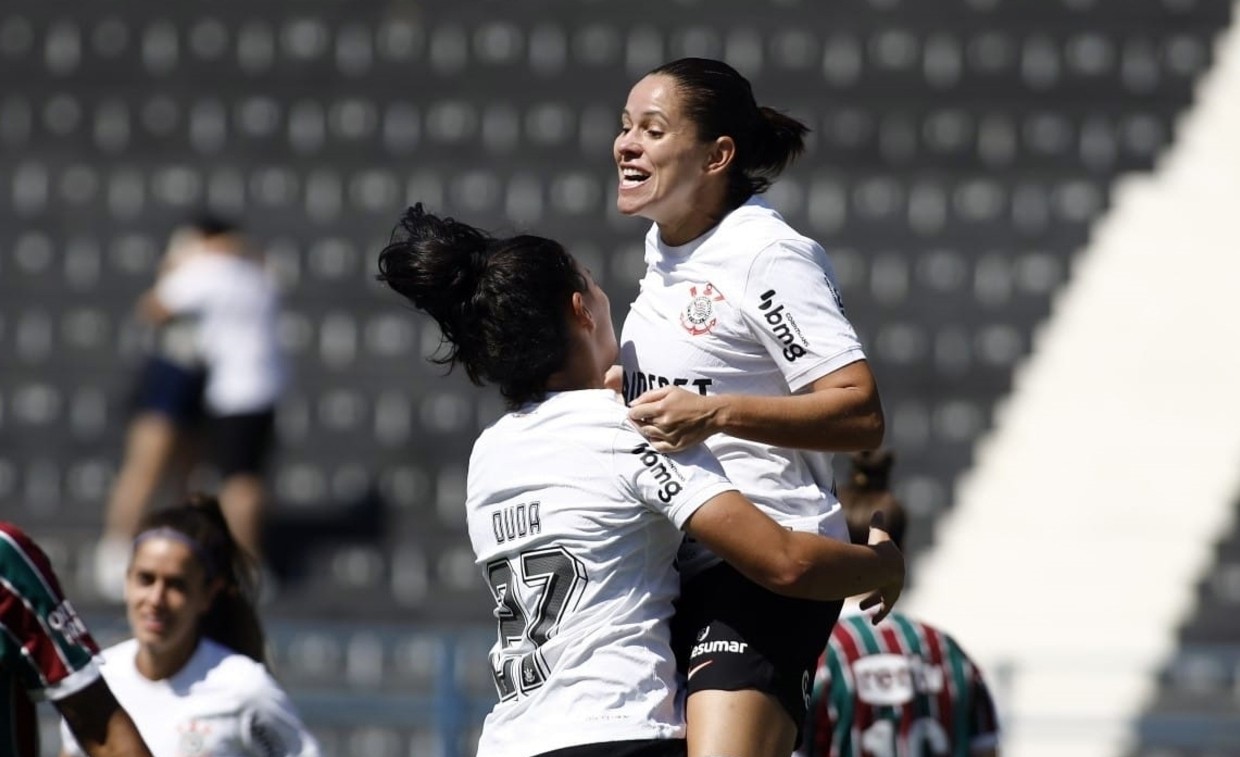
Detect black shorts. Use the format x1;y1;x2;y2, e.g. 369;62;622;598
208;409;276;477
130;356;206;426
671;561;842;732
537;739;685;757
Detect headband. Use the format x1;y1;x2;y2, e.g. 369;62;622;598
133;527;217;580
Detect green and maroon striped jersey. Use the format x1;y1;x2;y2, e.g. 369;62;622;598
1;522;101;757
800;609;999;757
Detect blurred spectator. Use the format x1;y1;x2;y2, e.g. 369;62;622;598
62;497;318;757
97;216;285;599
1;521;155;757
95;221;214;599
797;449;1000;757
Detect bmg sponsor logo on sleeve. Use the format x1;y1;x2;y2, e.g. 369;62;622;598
630;442;684;503
757;289;808;362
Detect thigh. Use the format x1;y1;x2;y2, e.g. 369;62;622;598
671;562;842;728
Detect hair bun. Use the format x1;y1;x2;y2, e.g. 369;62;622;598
378;203;494;314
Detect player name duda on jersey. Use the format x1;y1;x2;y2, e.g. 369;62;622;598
492;501;542;546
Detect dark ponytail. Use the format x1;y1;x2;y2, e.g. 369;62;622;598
839;449;907;549
376;203;588;407
134;494;266;665
847;448;895;492
650;58;808;210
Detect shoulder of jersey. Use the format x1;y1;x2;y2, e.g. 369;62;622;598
562;391;633;433
719;208;820;259
100;638;138;661
495;391;629;431
96;638;139;676
197;639;276;691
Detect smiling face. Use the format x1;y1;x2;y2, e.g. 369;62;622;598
614;74;725;245
125;536;217;667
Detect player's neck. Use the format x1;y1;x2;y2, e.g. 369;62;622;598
544;368;604;394
544;337;606;394
135;637;199;681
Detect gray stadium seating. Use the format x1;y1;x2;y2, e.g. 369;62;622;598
2;0;1233;753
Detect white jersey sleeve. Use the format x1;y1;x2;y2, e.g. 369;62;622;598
239;673;321;757
612;424;736;528
740;238;865;393
156;260;211;314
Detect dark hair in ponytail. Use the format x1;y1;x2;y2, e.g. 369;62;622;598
133;494;266;665
839;449;907;550
376;203;588;407
649;57;808;210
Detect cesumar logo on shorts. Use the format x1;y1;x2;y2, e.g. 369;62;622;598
690;639;750;658
630;442;683;503
680;282;726;336
757;289;808;362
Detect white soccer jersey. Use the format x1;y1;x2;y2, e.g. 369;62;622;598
467;389;735;757
60;638;319;757
157;253;285;415
620;196;864;576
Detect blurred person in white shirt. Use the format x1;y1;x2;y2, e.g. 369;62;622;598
98;216;285;585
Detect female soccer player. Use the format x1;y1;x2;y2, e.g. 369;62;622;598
59;497;319;757
613;57;886;757
376;203;902;757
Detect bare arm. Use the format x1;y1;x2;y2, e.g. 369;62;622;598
629;360;884;453
135;290;173;326
57;679;154;757
684;490;903;617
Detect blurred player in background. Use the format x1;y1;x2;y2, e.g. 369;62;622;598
613;57;885;757
376;204;903;757
1;521;154;757
798;450;1000;757
95;220;215;599
61;496;318;757
97;216;285;584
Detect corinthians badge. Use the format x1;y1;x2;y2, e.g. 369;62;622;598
680;283;725;336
